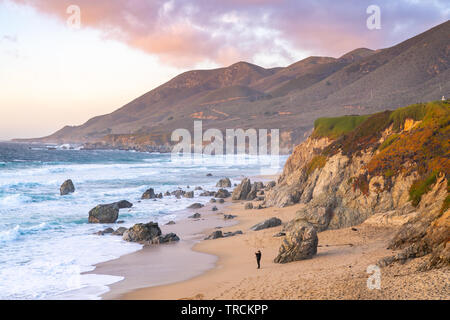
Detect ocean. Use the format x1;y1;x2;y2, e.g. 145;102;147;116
0;142;285;300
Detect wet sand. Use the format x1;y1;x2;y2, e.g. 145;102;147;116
87;199;237;299
117;201;449;300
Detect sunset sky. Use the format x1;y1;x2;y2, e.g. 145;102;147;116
0;0;448;140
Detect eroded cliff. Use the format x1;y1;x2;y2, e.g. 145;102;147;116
266;100;449;268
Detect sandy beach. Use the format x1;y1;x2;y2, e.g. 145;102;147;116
94;195;449;300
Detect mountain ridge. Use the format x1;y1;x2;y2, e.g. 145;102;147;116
17;20;450;152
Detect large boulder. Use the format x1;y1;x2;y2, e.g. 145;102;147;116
141;188;156;199
60;179;75;196
274;225;318;263
122;222;162;242
88;203;120;223
250;217;282;231
232;178;252;200
215;189;231;198
216;178;231;188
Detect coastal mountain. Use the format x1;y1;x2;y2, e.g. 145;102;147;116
21;21;450;152
265;100;449;269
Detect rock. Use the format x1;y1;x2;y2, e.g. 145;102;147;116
141;188;156;199
224;214;236;220
95;227;114;236
117;220;125;224
244;203;253;210
189;213;201;219
116;200;133;209
232;178;252;200
200;191;215;197
215;189;231;198
60;179;75;196
122;222;162;242
157;193;163;199
165;221;176;225
216;178;231;188
274;225;318;263
255;204;265;209
212;206;218;211
254;182;264;191
173;190;185;198
251;217;282;231
165;191;171;196
187;203;204;209
210;198;217;203
195;186;203;190
351;227;358;231
206;173;213;176
273;232;286;237
285;205;333;232
218;199;225;204
112;227;128;236
224;230;243;237
204;230;223;240
265;181;276;189
184;191;194;198
152;233;180;244
88;203;120;223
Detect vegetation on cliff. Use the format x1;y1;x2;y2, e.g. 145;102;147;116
310;100;450;211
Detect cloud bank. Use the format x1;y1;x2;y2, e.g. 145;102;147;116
8;0;449;67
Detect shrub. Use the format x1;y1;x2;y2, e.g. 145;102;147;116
409;171;438;207
306;155;327;175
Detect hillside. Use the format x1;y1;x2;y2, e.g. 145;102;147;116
19;21;450;152
265;100;449;270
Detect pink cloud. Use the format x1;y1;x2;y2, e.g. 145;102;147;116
8;0;448;67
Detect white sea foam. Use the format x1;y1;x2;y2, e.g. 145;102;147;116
0;151;287;299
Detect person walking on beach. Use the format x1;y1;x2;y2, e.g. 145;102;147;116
255;250;262;269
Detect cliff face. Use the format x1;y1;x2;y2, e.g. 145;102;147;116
266;101;449;269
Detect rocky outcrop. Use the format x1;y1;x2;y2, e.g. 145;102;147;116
274;224;318;263
122;222;161;242
251;217;282;231
265;102;450;268
141;188;156;199
378;175;449;270
88;203;120;223
216;178;231;188
60;179;75;196
232;178;252;200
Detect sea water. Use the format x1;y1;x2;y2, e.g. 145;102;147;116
0;142;286;299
